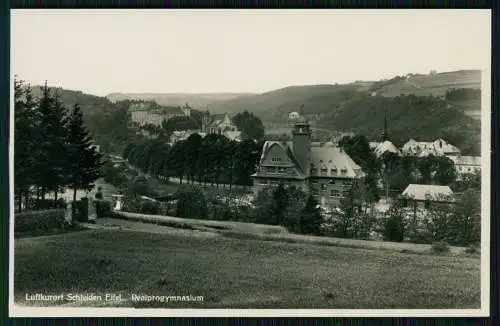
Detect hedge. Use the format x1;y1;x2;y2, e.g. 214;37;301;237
15;209;66;235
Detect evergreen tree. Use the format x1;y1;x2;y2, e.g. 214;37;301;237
37;83;69;199
14;78;40;211
300;194;324;235
67;104;103;202
271;183;288;225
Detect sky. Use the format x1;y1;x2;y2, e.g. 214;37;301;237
11;9;491;96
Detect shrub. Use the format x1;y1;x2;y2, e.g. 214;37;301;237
95;200;112;218
15;209;66;236
383;204;406;242
175;185;208;219
31;198;67;211
431;241;450;253
140;201;160;215
72;198;89;222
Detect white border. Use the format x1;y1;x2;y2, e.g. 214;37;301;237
9;10;491;318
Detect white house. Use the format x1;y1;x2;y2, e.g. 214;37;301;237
447;155;481;179
401;139;461;157
401;184;454;209
369;140;401;158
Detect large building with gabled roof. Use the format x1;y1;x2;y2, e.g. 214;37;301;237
252;119;366;207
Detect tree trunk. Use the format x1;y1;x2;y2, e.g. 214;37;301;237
73;187;78;203
54;189;58;201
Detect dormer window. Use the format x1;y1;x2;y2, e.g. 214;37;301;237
341;168;348;174
320;167;328;176
331;167;337;174
311;168;318;174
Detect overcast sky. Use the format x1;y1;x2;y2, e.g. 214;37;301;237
11;9;491;96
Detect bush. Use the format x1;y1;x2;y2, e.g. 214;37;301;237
431;241;450;253
31;198;67;211
15;209;66;235
175;185;208;219
95;200;112;218
140;201;160;215
382;202;406;242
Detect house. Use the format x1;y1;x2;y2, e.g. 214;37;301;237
369;140;401;158
401;139;461;157
252;120;366;208
447;155;481;179
202;113;239;135
401;184;454;209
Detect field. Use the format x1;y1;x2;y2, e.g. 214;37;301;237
14;225;481;309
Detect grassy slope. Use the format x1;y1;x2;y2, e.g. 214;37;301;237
14;229;480;309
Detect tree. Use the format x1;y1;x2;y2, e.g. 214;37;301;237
299;195;324;235
250;186;276;224
67;104;103;202
433;156;457;185
184;133;202;184
14;78;40;211
282;186;307;232
383;200;406;242
449;189;481;246
175;185;208;219
271;183;288;225
232;111;265;141
36;84;69;200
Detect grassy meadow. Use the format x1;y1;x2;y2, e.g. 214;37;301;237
14;227;480;309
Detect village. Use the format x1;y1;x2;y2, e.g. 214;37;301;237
11;9;487;313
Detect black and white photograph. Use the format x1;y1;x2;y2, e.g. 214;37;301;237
9;9;491;317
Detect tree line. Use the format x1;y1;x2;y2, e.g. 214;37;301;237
122;133;263;188
14;78;103;212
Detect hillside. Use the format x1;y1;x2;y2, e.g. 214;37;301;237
31;86;115;117
370;70;481;98
106;92;256;109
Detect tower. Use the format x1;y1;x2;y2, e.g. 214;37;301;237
292;120;312;174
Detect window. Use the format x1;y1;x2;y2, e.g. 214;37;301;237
311;168;318;174
271;157;282;163
321;184;327;190
331;168;337;175
342;190;350;197
330;189;341;197
320;168;328;176
341;168;347;174
311;179;318;184
424;200;430;209
259;180;268;185
278;168;285;173
329;179;335;184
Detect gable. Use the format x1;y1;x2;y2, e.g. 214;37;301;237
261;143;294;166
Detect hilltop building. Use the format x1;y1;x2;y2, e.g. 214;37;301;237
130;101;191;127
252;119;366;208
401;139;461;157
